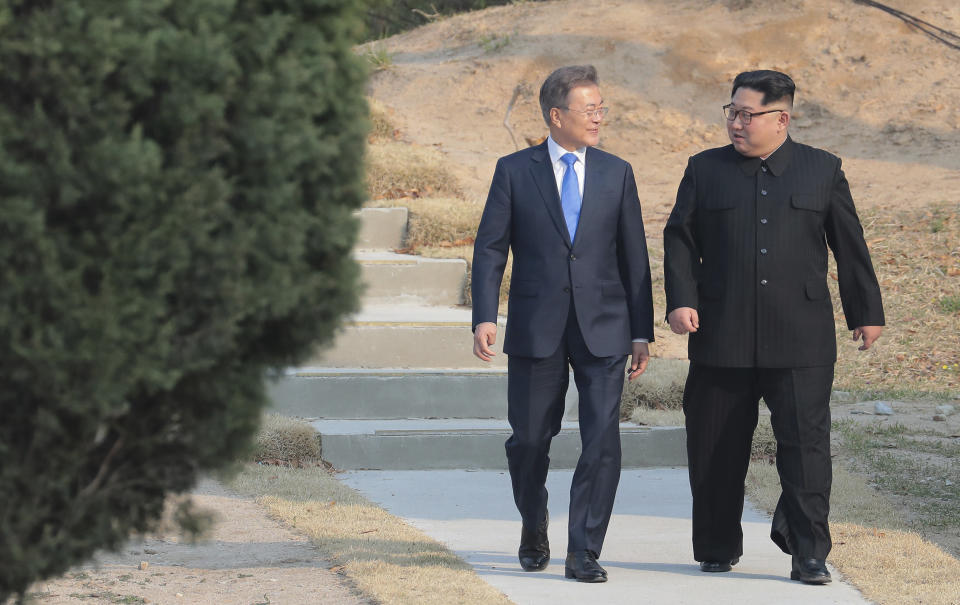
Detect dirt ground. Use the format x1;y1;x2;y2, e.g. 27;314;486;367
28;480;368;605
365;0;960;215
831;398;960;557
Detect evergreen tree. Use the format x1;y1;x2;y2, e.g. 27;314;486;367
0;1;367;599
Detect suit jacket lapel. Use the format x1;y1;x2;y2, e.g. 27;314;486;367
530;142;572;247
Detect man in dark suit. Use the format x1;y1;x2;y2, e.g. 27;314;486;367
663;70;885;584
471;65;654;583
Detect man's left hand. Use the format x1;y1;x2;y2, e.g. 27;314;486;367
852;326;883;350
628;342;650;381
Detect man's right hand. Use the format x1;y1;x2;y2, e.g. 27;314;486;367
473;322;498;361
667;307;699;335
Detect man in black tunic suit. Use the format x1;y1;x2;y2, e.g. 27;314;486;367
663;70;885;584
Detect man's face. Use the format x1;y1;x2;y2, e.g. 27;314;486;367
551;84;604;150
726;86;790;158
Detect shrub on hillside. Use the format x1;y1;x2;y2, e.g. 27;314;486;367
254;415;322;467
0;1;368;600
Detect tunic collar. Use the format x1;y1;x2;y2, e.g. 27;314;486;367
738;136;793;176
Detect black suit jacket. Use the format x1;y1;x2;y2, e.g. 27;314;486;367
472;141;654;358
663;137;884;368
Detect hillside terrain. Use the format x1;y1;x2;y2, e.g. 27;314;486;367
362;0;960;391
365;0;960;211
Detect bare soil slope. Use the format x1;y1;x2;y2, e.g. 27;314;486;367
363;0;960;369
364;0;960;219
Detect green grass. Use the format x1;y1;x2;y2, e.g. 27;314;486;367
834;388;957;402
478;33;511;52
363;43;393;71
939;295;960;314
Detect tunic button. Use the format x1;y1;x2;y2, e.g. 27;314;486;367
761;189;768;196
760;218;768;224
762;165;768;172
760;279;768;286
563;287;570;293
760;248;768;254
569;254;576;261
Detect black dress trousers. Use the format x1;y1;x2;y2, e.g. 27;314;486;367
683;362;834;562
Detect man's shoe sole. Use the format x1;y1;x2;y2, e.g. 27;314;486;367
790;571;832;584
564;568;608;582
699;557;740;573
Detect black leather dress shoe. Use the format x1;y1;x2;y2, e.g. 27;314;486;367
564;550;608;583
790;556;832;584
699;557;740;573
518;513;549;571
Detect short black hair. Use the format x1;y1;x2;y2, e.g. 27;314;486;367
731;70;796;106
539;65;599;126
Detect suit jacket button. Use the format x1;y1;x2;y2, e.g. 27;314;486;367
760;218;768;224
760;248;768;254
761;189;768;196
563;287;570;293
760;279;768;286
569;254;576;260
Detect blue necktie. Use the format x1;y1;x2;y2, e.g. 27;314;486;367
560;152;581;242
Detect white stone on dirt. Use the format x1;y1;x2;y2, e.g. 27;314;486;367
935;404;955;415
874;401;895;415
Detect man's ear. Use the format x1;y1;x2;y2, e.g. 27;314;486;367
779;111;791;131
550;107;562;128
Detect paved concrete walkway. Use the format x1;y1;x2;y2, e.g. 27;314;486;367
342;468;871;605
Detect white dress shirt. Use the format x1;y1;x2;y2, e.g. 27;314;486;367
547;135;586;198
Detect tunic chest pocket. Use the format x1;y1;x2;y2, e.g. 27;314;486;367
791;194;827;212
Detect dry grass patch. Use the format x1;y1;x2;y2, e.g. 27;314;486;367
231;465;512;605
622;358;687;422
368;97;397;141
745;455;960;605
832;202;960;395
373;197;482;249
830;523;960;605
746;459;906;531
631;407;685;427
367;141;461;200
750;410;777;464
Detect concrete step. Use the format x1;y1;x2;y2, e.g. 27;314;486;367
267;359;689;420
306;304;508;368
267;368;578;419
355;207;408;250
311;419;687;470
356;251;466;305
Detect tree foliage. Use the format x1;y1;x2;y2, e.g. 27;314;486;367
0;0;367;599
